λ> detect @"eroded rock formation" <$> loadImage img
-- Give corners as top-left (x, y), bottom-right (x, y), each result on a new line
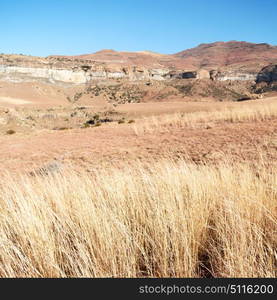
top-left (256, 65), bottom-right (277, 83)
top-left (209, 70), bottom-right (257, 81)
top-left (1, 41), bottom-right (277, 85)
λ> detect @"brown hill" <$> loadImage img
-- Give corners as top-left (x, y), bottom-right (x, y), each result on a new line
top-left (52, 41), bottom-right (277, 72)
top-left (173, 41), bottom-right (277, 71)
top-left (62, 49), bottom-right (172, 68)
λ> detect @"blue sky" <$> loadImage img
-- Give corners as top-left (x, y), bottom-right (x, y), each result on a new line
top-left (0, 0), bottom-right (276, 56)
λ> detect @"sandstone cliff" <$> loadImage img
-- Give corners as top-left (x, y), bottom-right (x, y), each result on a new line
top-left (0, 54), bottom-right (170, 84)
top-left (256, 64), bottom-right (277, 83)
top-left (254, 64), bottom-right (277, 94)
top-left (1, 41), bottom-right (277, 85)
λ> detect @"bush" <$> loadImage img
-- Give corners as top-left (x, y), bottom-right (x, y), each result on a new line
top-left (93, 114), bottom-right (100, 121)
top-left (85, 119), bottom-right (95, 125)
top-left (6, 129), bottom-right (16, 135)
top-left (82, 123), bottom-right (90, 128)
top-left (53, 127), bottom-right (69, 131)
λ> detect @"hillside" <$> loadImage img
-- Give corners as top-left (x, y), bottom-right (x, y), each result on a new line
top-left (58, 41), bottom-right (277, 72)
top-left (173, 41), bottom-right (277, 71)
top-left (1, 41), bottom-right (277, 104)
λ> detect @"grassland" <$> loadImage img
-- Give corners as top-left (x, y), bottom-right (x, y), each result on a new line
top-left (0, 96), bottom-right (276, 278)
top-left (0, 156), bottom-right (276, 277)
top-left (132, 99), bottom-right (277, 134)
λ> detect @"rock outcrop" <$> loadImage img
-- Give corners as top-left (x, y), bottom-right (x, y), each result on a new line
top-left (0, 60), bottom-right (266, 84)
top-left (209, 70), bottom-right (257, 81)
top-left (1, 41), bottom-right (277, 85)
top-left (256, 64), bottom-right (277, 83)
top-left (0, 55), bottom-right (170, 84)
top-left (254, 64), bottom-right (277, 94)
top-left (164, 69), bottom-right (210, 80)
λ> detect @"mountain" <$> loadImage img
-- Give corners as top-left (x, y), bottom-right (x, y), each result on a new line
top-left (53, 41), bottom-right (277, 72)
top-left (1, 41), bottom-right (277, 85)
top-left (173, 41), bottom-right (277, 72)
top-left (1, 41), bottom-right (277, 103)
top-left (53, 49), bottom-right (172, 68)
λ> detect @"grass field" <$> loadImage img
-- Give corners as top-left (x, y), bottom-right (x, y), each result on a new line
top-left (0, 157), bottom-right (276, 277)
top-left (0, 95), bottom-right (276, 278)
top-left (132, 100), bottom-right (277, 134)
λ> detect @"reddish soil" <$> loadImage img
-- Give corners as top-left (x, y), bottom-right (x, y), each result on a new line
top-left (0, 116), bottom-right (276, 173)
top-left (173, 41), bottom-right (277, 71)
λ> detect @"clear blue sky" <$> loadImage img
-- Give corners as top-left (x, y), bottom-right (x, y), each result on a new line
top-left (1, 0), bottom-right (276, 56)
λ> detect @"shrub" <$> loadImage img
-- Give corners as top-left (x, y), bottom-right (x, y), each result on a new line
top-left (93, 114), bottom-right (100, 121)
top-left (82, 123), bottom-right (90, 128)
top-left (53, 127), bottom-right (69, 131)
top-left (6, 129), bottom-right (16, 135)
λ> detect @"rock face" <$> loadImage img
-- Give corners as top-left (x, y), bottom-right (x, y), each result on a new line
top-left (0, 54), bottom-right (173, 84)
top-left (1, 41), bottom-right (277, 85)
top-left (254, 64), bottom-right (277, 94)
top-left (0, 61), bottom-right (265, 84)
top-left (0, 65), bottom-right (90, 84)
top-left (0, 59), bottom-right (170, 84)
top-left (256, 65), bottom-right (277, 83)
top-left (197, 69), bottom-right (210, 79)
top-left (166, 69), bottom-right (210, 80)
top-left (209, 70), bottom-right (257, 81)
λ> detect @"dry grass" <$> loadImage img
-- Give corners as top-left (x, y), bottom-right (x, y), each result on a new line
top-left (133, 101), bottom-right (277, 134)
top-left (0, 157), bottom-right (276, 278)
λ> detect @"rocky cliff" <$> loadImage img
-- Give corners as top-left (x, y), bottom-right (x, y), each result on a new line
top-left (1, 41), bottom-right (277, 85)
top-left (254, 64), bottom-right (277, 93)
top-left (0, 58), bottom-right (261, 85)
top-left (0, 62), bottom-right (263, 84)
top-left (256, 64), bottom-right (277, 83)
top-left (0, 54), bottom-right (170, 84)
top-left (209, 70), bottom-right (257, 81)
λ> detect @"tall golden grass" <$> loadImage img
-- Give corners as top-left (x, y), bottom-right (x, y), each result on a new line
top-left (133, 101), bottom-right (277, 134)
top-left (0, 157), bottom-right (276, 277)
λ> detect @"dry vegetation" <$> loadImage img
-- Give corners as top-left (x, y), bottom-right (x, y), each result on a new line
top-left (133, 101), bottom-right (277, 134)
top-left (1, 41), bottom-right (277, 279)
top-left (0, 96), bottom-right (276, 278)
top-left (0, 157), bottom-right (276, 278)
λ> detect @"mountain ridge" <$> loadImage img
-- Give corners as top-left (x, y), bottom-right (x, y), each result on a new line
top-left (1, 41), bottom-right (277, 85)
top-left (47, 40), bottom-right (277, 72)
